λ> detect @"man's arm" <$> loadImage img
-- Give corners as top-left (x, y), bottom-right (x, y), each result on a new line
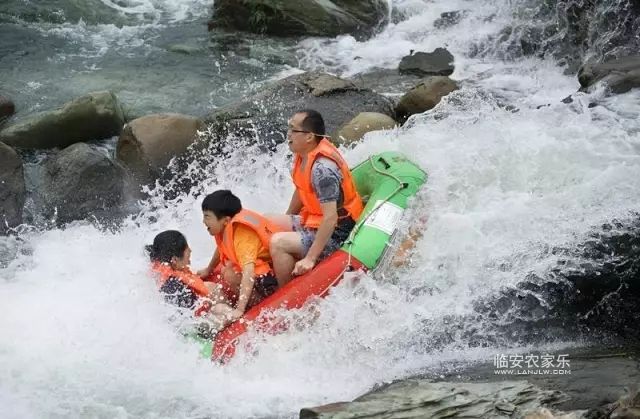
top-left (293, 201), bottom-right (337, 275)
top-left (286, 190), bottom-right (303, 215)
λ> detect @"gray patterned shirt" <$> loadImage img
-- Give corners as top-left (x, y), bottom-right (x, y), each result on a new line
top-left (311, 157), bottom-right (344, 207)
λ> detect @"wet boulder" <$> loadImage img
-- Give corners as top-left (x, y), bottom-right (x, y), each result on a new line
top-left (578, 56), bottom-right (640, 94)
top-left (0, 142), bottom-right (25, 234)
top-left (210, 0), bottom-right (389, 40)
top-left (348, 68), bottom-right (423, 98)
top-left (205, 71), bottom-right (395, 148)
top-left (399, 48), bottom-right (455, 77)
top-left (395, 76), bottom-right (459, 122)
top-left (0, 91), bottom-right (125, 150)
top-left (335, 112), bottom-right (396, 145)
top-left (434, 11), bottom-right (467, 29)
top-left (301, 380), bottom-right (564, 418)
top-left (42, 143), bottom-right (126, 225)
top-left (116, 113), bottom-right (204, 183)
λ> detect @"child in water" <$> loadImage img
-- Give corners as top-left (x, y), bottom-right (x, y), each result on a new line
top-left (146, 230), bottom-right (234, 332)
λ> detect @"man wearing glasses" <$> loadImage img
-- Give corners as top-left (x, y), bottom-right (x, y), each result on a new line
top-left (268, 109), bottom-right (364, 285)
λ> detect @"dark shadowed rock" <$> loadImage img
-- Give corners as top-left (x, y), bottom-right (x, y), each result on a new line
top-left (0, 95), bottom-right (15, 125)
top-left (0, 91), bottom-right (125, 150)
top-left (578, 56), bottom-right (640, 94)
top-left (210, 0), bottom-right (389, 40)
top-left (395, 76), bottom-right (459, 121)
top-left (434, 10), bottom-right (467, 29)
top-left (116, 113), bottom-right (203, 184)
top-left (399, 48), bottom-right (455, 77)
top-left (0, 142), bottom-right (25, 233)
top-left (205, 71), bottom-right (395, 147)
top-left (42, 143), bottom-right (127, 225)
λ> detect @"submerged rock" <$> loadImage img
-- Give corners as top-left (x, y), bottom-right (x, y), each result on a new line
top-left (399, 48), bottom-right (455, 77)
top-left (578, 56), bottom-right (640, 94)
top-left (0, 91), bottom-right (125, 150)
top-left (210, 0), bottom-right (389, 40)
top-left (434, 10), bottom-right (467, 29)
top-left (395, 76), bottom-right (459, 122)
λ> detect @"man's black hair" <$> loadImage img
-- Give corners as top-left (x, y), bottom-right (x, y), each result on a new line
top-left (297, 109), bottom-right (325, 142)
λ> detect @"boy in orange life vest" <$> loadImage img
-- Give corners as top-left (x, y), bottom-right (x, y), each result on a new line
top-left (197, 190), bottom-right (281, 322)
top-left (268, 109), bottom-right (364, 285)
top-left (146, 230), bottom-right (232, 319)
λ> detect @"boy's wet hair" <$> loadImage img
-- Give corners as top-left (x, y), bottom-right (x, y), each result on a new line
top-left (145, 230), bottom-right (188, 263)
top-left (201, 189), bottom-right (242, 219)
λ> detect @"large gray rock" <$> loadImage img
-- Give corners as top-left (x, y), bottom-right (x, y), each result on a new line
top-left (42, 143), bottom-right (126, 225)
top-left (301, 380), bottom-right (565, 418)
top-left (578, 56), bottom-right (640, 94)
top-left (0, 142), bottom-right (25, 233)
top-left (348, 69), bottom-right (422, 97)
top-left (210, 0), bottom-right (389, 40)
top-left (335, 112), bottom-right (396, 145)
top-left (116, 113), bottom-right (204, 183)
top-left (0, 91), bottom-right (125, 150)
top-left (205, 71), bottom-right (395, 147)
top-left (395, 76), bottom-right (459, 122)
top-left (302, 351), bottom-right (640, 418)
top-left (399, 48), bottom-right (455, 77)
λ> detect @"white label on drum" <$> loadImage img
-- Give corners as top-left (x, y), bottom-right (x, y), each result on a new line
top-left (363, 200), bottom-right (404, 235)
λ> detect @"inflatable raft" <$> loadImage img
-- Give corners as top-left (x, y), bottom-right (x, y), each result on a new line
top-left (207, 151), bottom-right (427, 362)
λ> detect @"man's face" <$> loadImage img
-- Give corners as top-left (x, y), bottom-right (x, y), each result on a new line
top-left (287, 113), bottom-right (312, 153)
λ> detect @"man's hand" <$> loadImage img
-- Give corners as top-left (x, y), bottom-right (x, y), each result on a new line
top-left (197, 267), bottom-right (211, 278)
top-left (292, 257), bottom-right (316, 276)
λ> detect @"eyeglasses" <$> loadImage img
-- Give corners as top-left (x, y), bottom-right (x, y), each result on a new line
top-left (287, 127), bottom-right (310, 134)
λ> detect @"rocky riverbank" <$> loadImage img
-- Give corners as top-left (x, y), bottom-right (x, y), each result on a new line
top-left (301, 349), bottom-right (640, 418)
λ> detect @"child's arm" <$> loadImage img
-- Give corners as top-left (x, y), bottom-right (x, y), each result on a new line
top-left (204, 282), bottom-right (229, 305)
top-left (198, 249), bottom-right (220, 277)
top-left (231, 262), bottom-right (256, 319)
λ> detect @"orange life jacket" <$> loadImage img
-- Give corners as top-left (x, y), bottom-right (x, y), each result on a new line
top-left (214, 209), bottom-right (280, 276)
top-left (151, 262), bottom-right (212, 316)
top-left (292, 138), bottom-right (364, 228)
